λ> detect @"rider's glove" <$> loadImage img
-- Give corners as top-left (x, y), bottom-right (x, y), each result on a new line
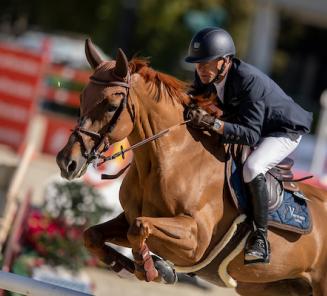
top-left (185, 107), bottom-right (216, 129)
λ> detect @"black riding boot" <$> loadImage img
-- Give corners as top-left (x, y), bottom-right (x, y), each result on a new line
top-left (244, 173), bottom-right (270, 265)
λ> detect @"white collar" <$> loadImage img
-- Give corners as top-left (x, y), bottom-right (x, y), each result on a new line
top-left (213, 75), bottom-right (227, 103)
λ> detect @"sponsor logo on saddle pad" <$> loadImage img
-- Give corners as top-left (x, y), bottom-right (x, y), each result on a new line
top-left (288, 206), bottom-right (306, 224)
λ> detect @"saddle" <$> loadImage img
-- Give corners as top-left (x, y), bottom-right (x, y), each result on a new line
top-left (227, 144), bottom-right (312, 234)
top-left (240, 146), bottom-right (301, 211)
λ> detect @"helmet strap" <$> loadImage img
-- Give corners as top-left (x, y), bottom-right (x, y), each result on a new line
top-left (218, 57), bottom-right (227, 75)
top-left (212, 57), bottom-right (227, 83)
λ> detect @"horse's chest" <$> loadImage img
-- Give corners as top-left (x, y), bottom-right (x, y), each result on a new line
top-left (121, 165), bottom-right (198, 220)
top-left (142, 190), bottom-right (179, 216)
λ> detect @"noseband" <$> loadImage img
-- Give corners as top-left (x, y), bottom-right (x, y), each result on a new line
top-left (72, 75), bottom-right (132, 165)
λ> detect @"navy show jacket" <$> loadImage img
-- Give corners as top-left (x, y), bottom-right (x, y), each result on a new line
top-left (199, 58), bottom-right (313, 146)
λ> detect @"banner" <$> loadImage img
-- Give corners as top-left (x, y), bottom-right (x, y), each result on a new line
top-left (42, 115), bottom-right (75, 155)
top-left (43, 64), bottom-right (90, 107)
top-left (0, 41), bottom-right (49, 150)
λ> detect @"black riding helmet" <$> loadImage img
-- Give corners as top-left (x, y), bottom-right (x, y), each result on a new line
top-left (185, 27), bottom-right (236, 63)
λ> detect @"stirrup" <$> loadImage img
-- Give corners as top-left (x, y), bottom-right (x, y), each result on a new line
top-left (244, 251), bottom-right (270, 265)
top-left (244, 229), bottom-right (270, 265)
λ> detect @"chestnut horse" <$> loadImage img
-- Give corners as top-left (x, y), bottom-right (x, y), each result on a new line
top-left (56, 39), bottom-right (327, 296)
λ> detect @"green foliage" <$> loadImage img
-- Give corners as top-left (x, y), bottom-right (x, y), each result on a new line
top-left (223, 0), bottom-right (256, 58)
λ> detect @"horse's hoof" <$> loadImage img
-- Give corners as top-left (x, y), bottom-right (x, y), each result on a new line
top-left (134, 269), bottom-right (147, 281)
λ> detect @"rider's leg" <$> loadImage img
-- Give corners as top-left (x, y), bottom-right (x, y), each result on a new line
top-left (242, 135), bottom-right (301, 264)
top-left (244, 173), bottom-right (270, 263)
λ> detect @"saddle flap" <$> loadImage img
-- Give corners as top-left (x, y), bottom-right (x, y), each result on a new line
top-left (265, 173), bottom-right (283, 212)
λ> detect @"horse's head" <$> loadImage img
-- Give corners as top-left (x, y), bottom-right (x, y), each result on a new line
top-left (56, 39), bottom-right (134, 180)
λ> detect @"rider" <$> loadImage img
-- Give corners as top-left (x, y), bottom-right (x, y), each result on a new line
top-left (184, 27), bottom-right (312, 264)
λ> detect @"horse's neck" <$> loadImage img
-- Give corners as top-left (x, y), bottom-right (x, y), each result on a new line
top-left (128, 79), bottom-right (191, 175)
top-left (126, 76), bottom-right (238, 238)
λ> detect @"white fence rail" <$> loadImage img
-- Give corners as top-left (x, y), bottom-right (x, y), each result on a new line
top-left (0, 271), bottom-right (93, 296)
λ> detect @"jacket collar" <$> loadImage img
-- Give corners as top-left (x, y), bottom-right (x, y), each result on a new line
top-left (223, 58), bottom-right (242, 107)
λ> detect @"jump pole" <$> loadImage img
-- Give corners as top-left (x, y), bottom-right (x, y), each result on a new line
top-left (0, 115), bottom-right (46, 251)
top-left (0, 271), bottom-right (93, 296)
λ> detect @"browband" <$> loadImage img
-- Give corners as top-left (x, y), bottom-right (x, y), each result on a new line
top-left (89, 75), bottom-right (130, 88)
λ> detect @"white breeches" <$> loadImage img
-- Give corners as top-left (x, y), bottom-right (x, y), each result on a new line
top-left (243, 135), bottom-right (302, 183)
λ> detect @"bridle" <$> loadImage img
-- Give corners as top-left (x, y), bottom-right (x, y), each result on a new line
top-left (71, 71), bottom-right (190, 179)
top-left (71, 73), bottom-right (132, 166)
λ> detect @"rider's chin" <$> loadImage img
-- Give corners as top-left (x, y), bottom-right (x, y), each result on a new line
top-left (199, 75), bottom-right (212, 84)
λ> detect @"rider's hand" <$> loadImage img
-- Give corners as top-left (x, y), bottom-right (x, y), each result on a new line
top-left (186, 108), bottom-right (215, 129)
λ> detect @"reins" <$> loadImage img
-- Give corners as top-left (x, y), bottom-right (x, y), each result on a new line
top-left (100, 120), bottom-right (190, 179)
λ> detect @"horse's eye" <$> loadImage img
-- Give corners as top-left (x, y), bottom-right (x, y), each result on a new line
top-left (114, 92), bottom-right (125, 98)
top-left (107, 104), bottom-right (118, 112)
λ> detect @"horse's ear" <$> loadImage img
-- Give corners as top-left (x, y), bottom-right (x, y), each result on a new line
top-left (85, 38), bottom-right (103, 69)
top-left (114, 48), bottom-right (129, 78)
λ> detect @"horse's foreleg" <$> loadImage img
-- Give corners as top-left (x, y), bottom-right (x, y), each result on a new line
top-left (127, 215), bottom-right (198, 282)
top-left (83, 212), bottom-right (131, 271)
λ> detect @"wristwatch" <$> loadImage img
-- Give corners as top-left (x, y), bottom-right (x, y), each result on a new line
top-left (212, 118), bottom-right (222, 132)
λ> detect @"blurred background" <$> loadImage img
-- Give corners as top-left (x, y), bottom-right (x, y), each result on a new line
top-left (0, 0), bottom-right (326, 295)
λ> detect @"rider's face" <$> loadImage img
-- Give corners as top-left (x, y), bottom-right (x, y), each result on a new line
top-left (195, 58), bottom-right (226, 84)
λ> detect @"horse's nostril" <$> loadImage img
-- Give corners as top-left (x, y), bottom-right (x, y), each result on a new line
top-left (67, 160), bottom-right (77, 173)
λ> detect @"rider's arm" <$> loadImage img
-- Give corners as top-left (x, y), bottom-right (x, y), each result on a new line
top-left (220, 97), bottom-right (265, 146)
